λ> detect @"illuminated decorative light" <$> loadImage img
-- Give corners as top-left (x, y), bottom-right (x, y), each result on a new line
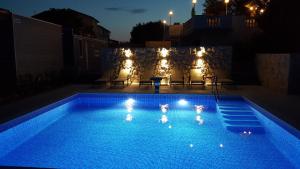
top-left (125, 59), bottom-right (133, 68)
top-left (196, 47), bottom-right (206, 57)
top-left (162, 20), bottom-right (167, 24)
top-left (160, 104), bottom-right (169, 113)
top-left (124, 49), bottom-right (132, 58)
top-left (160, 48), bottom-right (169, 58)
top-left (196, 51), bottom-right (203, 57)
top-left (169, 10), bottom-right (173, 16)
top-left (189, 144), bottom-right (194, 148)
top-left (250, 6), bottom-right (254, 11)
top-left (219, 144), bottom-right (224, 148)
top-left (196, 59), bottom-right (205, 68)
top-left (161, 59), bottom-right (169, 69)
top-left (126, 114), bottom-right (133, 122)
top-left (195, 105), bottom-right (204, 114)
top-left (260, 9), bottom-right (264, 14)
top-left (161, 115), bottom-right (168, 124)
top-left (224, 0), bottom-right (229, 4)
top-left (192, 0), bottom-right (197, 4)
top-left (178, 99), bottom-right (188, 106)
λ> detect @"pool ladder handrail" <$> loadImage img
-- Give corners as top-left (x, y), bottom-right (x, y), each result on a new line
top-left (211, 75), bottom-right (220, 102)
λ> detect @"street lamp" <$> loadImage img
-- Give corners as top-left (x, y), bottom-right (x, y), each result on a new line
top-left (162, 20), bottom-right (167, 41)
top-left (192, 0), bottom-right (197, 17)
top-left (224, 0), bottom-right (229, 16)
top-left (169, 10), bottom-right (173, 25)
top-left (259, 9), bottom-right (264, 14)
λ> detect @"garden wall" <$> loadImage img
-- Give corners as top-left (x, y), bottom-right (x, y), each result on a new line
top-left (100, 47), bottom-right (232, 84)
top-left (256, 53), bottom-right (300, 94)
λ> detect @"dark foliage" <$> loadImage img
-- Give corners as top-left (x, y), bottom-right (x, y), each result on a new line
top-left (203, 0), bottom-right (268, 16)
top-left (203, 0), bottom-right (226, 15)
top-left (257, 0), bottom-right (300, 52)
top-left (130, 21), bottom-right (165, 44)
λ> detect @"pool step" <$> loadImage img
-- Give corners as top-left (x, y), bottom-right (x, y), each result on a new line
top-left (217, 102), bottom-right (264, 134)
top-left (223, 115), bottom-right (258, 121)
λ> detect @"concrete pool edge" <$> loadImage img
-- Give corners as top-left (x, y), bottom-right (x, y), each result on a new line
top-left (242, 96), bottom-right (300, 139)
top-left (0, 94), bottom-right (78, 132)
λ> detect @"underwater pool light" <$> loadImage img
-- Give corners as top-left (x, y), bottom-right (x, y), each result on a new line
top-left (178, 99), bottom-right (188, 106)
top-left (240, 131), bottom-right (252, 137)
top-left (125, 98), bottom-right (135, 107)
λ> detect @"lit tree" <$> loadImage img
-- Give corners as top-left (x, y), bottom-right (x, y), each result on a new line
top-left (203, 0), bottom-right (270, 16)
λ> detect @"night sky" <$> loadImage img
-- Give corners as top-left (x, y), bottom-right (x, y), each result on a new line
top-left (1, 0), bottom-right (204, 41)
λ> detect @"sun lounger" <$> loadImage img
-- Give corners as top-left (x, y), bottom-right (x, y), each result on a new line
top-left (111, 69), bottom-right (132, 87)
top-left (170, 69), bottom-right (184, 86)
top-left (189, 68), bottom-right (205, 86)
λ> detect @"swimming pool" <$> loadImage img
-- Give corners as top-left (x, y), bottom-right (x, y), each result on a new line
top-left (0, 93), bottom-right (299, 169)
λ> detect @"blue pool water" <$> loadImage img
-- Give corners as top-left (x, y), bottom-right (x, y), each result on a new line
top-left (0, 93), bottom-right (299, 169)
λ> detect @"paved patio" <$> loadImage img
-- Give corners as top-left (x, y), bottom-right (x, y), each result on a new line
top-left (0, 84), bottom-right (299, 131)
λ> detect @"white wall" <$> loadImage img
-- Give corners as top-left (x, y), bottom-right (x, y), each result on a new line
top-left (13, 14), bottom-right (63, 78)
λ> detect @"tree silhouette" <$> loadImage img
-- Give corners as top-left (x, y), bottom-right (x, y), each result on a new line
top-left (203, 0), bottom-right (225, 15)
top-left (203, 0), bottom-right (269, 16)
top-left (257, 0), bottom-right (299, 52)
top-left (130, 21), bottom-right (165, 44)
top-left (32, 8), bottom-right (97, 37)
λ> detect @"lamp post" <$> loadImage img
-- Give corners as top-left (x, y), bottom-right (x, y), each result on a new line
top-left (224, 0), bottom-right (229, 15)
top-left (192, 0), bottom-right (197, 17)
top-left (162, 20), bottom-right (167, 41)
top-left (169, 10), bottom-right (173, 25)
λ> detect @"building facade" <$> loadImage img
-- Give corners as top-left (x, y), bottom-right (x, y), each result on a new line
top-left (182, 15), bottom-right (261, 46)
top-left (0, 8), bottom-right (111, 94)
top-left (0, 9), bottom-right (64, 94)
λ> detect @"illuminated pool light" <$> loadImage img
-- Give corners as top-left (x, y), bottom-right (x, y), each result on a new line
top-left (240, 131), bottom-right (252, 137)
top-left (178, 99), bottom-right (188, 106)
top-left (125, 98), bottom-right (135, 107)
top-left (189, 144), bottom-right (194, 148)
top-left (125, 98), bottom-right (135, 112)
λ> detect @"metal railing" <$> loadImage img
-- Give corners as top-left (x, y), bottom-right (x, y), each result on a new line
top-left (211, 75), bottom-right (220, 102)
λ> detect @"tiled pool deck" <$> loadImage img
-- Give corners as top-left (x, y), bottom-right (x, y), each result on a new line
top-left (0, 84), bottom-right (299, 130)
